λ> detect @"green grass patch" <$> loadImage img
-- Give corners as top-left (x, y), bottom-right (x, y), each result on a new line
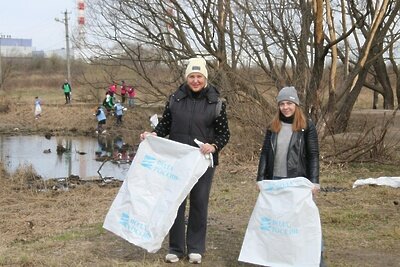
top-left (323, 209), bottom-right (380, 229)
top-left (52, 223), bottom-right (105, 242)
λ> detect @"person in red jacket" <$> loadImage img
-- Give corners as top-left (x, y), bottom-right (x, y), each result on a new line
top-left (108, 81), bottom-right (117, 97)
top-left (127, 85), bottom-right (136, 107)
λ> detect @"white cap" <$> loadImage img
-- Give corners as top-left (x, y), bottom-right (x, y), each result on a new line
top-left (185, 57), bottom-right (208, 79)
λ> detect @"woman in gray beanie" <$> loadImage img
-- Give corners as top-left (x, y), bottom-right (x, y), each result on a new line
top-left (140, 57), bottom-right (230, 264)
top-left (257, 86), bottom-right (319, 187)
top-left (256, 86), bottom-right (325, 266)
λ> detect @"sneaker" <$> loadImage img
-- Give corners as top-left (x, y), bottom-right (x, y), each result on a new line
top-left (165, 254), bottom-right (179, 263)
top-left (188, 253), bottom-right (202, 264)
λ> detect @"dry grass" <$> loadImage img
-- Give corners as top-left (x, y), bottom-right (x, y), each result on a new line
top-left (0, 78), bottom-right (399, 266)
top-left (0, 161), bottom-right (399, 266)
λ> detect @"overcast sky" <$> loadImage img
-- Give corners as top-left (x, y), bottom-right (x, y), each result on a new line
top-left (0, 0), bottom-right (77, 51)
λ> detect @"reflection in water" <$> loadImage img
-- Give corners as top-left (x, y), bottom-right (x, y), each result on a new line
top-left (0, 135), bottom-right (137, 180)
top-left (56, 139), bottom-right (73, 178)
top-left (95, 135), bottom-right (137, 163)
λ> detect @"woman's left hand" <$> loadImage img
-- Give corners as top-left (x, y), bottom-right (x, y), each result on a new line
top-left (312, 184), bottom-right (320, 195)
top-left (200, 143), bottom-right (216, 154)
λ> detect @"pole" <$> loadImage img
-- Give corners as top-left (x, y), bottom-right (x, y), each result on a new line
top-left (64, 10), bottom-right (71, 83)
top-left (0, 35), bottom-right (2, 88)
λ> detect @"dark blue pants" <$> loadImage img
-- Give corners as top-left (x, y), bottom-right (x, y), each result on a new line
top-left (168, 167), bottom-right (215, 257)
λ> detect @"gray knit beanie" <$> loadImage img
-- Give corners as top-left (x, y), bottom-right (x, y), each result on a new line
top-left (276, 86), bottom-right (300, 105)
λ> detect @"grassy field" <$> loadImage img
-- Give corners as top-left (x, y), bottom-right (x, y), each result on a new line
top-left (0, 85), bottom-right (399, 266)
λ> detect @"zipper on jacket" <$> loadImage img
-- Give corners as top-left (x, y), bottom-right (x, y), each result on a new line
top-left (188, 99), bottom-right (196, 144)
top-left (270, 134), bottom-right (276, 154)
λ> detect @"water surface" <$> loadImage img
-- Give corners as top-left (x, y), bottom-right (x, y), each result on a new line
top-left (0, 135), bottom-right (135, 180)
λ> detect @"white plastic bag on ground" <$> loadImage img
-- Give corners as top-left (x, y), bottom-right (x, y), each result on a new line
top-left (103, 135), bottom-right (211, 253)
top-left (239, 177), bottom-right (322, 267)
top-left (352, 177), bottom-right (400, 188)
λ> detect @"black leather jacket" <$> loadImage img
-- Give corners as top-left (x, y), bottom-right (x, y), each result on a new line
top-left (256, 119), bottom-right (319, 184)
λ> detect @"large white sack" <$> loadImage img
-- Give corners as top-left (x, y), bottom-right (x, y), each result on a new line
top-left (103, 135), bottom-right (211, 253)
top-left (239, 177), bottom-right (322, 267)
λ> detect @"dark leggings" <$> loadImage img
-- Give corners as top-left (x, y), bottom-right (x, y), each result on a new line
top-left (168, 167), bottom-right (215, 256)
top-left (64, 92), bottom-right (71, 103)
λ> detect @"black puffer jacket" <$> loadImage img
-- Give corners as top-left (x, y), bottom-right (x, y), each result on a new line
top-left (256, 119), bottom-right (319, 184)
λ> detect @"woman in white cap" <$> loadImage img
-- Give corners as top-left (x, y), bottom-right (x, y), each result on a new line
top-left (256, 86), bottom-right (325, 266)
top-left (140, 57), bottom-right (230, 264)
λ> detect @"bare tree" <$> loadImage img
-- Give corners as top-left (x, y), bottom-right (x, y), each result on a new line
top-left (0, 57), bottom-right (15, 91)
top-left (319, 0), bottom-right (338, 138)
top-left (334, 0), bottom-right (400, 132)
top-left (387, 17), bottom-right (400, 109)
top-left (79, 0), bottom-right (400, 135)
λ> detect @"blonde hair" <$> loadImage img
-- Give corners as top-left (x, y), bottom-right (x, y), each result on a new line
top-left (270, 106), bottom-right (307, 132)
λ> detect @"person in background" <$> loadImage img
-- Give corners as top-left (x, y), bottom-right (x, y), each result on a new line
top-left (256, 86), bottom-right (325, 266)
top-left (61, 79), bottom-right (72, 104)
top-left (140, 57), bottom-right (230, 264)
top-left (108, 81), bottom-right (117, 97)
top-left (120, 80), bottom-right (127, 104)
top-left (103, 92), bottom-right (114, 114)
top-left (127, 85), bottom-right (136, 107)
top-left (94, 105), bottom-right (107, 134)
top-left (34, 96), bottom-right (42, 119)
top-left (114, 99), bottom-right (125, 126)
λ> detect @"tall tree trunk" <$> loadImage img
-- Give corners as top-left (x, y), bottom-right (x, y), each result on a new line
top-left (319, 0), bottom-right (338, 138)
top-left (335, 69), bottom-right (369, 132)
top-left (388, 33), bottom-right (400, 109)
top-left (307, 0), bottom-right (324, 122)
top-left (373, 91), bottom-right (379, 109)
top-left (294, 0), bottom-right (313, 101)
top-left (372, 42), bottom-right (394, 109)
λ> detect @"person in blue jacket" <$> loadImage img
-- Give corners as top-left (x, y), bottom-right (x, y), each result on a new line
top-left (95, 105), bottom-right (107, 134)
top-left (114, 100), bottom-right (125, 125)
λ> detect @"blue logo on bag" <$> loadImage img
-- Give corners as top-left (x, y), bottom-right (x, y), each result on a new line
top-left (141, 155), bottom-right (157, 169)
top-left (119, 212), bottom-right (151, 240)
top-left (140, 154), bottom-right (179, 180)
top-left (260, 216), bottom-right (299, 236)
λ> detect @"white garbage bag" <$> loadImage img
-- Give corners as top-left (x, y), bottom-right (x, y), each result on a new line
top-left (239, 177), bottom-right (322, 267)
top-left (103, 135), bottom-right (211, 253)
top-left (353, 177), bottom-right (400, 188)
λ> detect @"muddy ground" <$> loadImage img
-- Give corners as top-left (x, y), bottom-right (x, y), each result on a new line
top-left (0, 103), bottom-right (399, 267)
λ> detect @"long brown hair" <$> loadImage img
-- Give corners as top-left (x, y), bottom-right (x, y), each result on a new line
top-left (270, 105), bottom-right (307, 132)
